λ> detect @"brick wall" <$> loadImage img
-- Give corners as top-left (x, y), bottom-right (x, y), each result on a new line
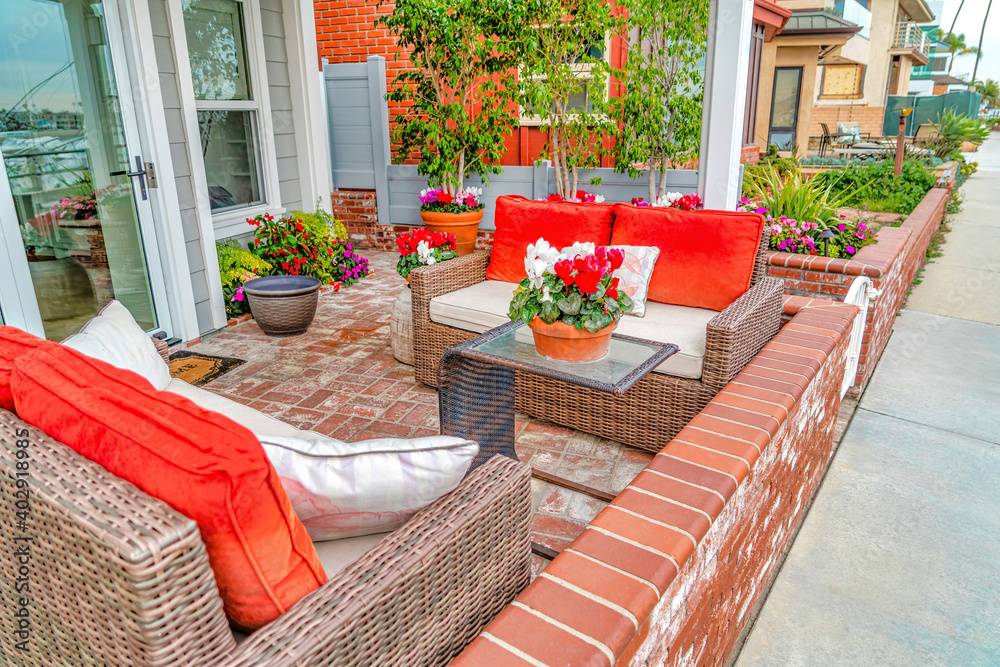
top-left (741, 144), bottom-right (761, 165)
top-left (811, 105), bottom-right (886, 138)
top-left (453, 303), bottom-right (858, 666)
top-left (766, 186), bottom-right (949, 392)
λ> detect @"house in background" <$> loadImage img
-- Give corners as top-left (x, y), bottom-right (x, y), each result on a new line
top-left (749, 0), bottom-right (936, 155)
top-left (908, 0), bottom-right (946, 95)
top-left (0, 0), bottom-right (331, 344)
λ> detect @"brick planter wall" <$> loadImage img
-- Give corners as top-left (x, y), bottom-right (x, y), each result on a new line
top-left (453, 303), bottom-right (858, 667)
top-left (766, 186), bottom-right (949, 392)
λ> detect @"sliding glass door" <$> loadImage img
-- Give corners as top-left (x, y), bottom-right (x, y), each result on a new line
top-left (0, 0), bottom-right (160, 340)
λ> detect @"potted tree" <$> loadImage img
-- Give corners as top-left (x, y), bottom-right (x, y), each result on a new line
top-left (508, 240), bottom-right (633, 362)
top-left (377, 0), bottom-right (530, 254)
top-left (519, 0), bottom-right (622, 199)
top-left (611, 0), bottom-right (707, 204)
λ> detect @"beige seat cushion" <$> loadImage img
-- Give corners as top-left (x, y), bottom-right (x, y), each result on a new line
top-left (429, 280), bottom-right (717, 379)
top-left (164, 379), bottom-right (303, 437)
top-left (430, 280), bottom-right (517, 333)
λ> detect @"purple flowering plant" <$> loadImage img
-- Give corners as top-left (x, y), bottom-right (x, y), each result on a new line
top-left (738, 198), bottom-right (877, 259)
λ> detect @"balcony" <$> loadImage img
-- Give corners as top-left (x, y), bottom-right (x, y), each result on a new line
top-left (891, 21), bottom-right (931, 65)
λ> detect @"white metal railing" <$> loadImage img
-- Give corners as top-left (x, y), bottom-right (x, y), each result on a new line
top-left (893, 22), bottom-right (930, 56)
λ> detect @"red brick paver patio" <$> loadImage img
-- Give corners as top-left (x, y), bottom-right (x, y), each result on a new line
top-left (186, 251), bottom-right (653, 575)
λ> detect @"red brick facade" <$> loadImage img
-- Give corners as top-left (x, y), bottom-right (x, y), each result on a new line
top-left (453, 303), bottom-right (858, 666)
top-left (766, 186), bottom-right (950, 392)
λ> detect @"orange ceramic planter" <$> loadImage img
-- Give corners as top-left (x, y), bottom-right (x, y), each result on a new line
top-left (420, 209), bottom-right (484, 256)
top-left (528, 318), bottom-right (618, 363)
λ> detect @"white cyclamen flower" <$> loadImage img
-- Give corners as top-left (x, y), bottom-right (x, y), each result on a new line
top-left (416, 240), bottom-right (436, 265)
top-left (524, 257), bottom-right (548, 289)
top-left (561, 241), bottom-right (596, 259)
top-left (540, 285), bottom-right (553, 303)
top-left (593, 195), bottom-right (606, 203)
top-left (654, 192), bottom-right (683, 207)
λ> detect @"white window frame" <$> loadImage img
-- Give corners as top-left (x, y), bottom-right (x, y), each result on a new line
top-left (168, 0), bottom-right (283, 231)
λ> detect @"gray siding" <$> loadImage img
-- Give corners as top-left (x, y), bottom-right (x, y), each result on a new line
top-left (260, 0), bottom-right (302, 212)
top-left (148, 0), bottom-right (215, 334)
top-left (324, 63), bottom-right (378, 189)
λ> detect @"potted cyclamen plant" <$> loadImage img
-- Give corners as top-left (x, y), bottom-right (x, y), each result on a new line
top-left (395, 228), bottom-right (459, 281)
top-left (508, 239), bottom-right (633, 362)
top-left (418, 187), bottom-right (483, 256)
top-left (376, 0), bottom-right (530, 255)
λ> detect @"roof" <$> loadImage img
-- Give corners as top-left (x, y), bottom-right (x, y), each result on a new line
top-left (754, 0), bottom-right (792, 40)
top-left (932, 74), bottom-right (967, 85)
top-left (900, 0), bottom-right (935, 23)
top-left (781, 11), bottom-right (863, 36)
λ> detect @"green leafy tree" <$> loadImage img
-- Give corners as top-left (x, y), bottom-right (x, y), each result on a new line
top-left (935, 30), bottom-right (980, 73)
top-left (973, 78), bottom-right (1000, 109)
top-left (519, 0), bottom-right (623, 197)
top-left (611, 0), bottom-right (708, 202)
top-left (376, 0), bottom-right (533, 194)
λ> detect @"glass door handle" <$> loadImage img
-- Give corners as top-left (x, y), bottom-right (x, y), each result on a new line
top-left (110, 157), bottom-right (149, 200)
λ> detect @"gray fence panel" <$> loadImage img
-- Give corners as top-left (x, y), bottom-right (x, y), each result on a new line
top-left (547, 168), bottom-right (699, 203)
top-left (324, 60), bottom-right (382, 189)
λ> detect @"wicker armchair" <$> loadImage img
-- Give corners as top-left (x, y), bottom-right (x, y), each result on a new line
top-left (410, 232), bottom-right (783, 452)
top-left (0, 410), bottom-right (531, 666)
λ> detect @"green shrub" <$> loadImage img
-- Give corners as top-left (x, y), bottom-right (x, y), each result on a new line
top-left (812, 160), bottom-right (935, 215)
top-left (744, 166), bottom-right (867, 226)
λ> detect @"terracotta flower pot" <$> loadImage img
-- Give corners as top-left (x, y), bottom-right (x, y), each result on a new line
top-left (528, 318), bottom-right (618, 363)
top-left (420, 209), bottom-right (483, 256)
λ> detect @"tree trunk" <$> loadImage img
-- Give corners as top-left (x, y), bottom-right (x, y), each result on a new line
top-left (571, 166), bottom-right (579, 197)
top-left (648, 168), bottom-right (656, 204)
top-left (972, 0), bottom-right (993, 83)
top-left (551, 122), bottom-right (563, 197)
top-left (457, 150), bottom-right (465, 195)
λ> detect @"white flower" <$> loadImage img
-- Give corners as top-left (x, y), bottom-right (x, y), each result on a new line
top-left (653, 192), bottom-right (683, 207)
top-left (416, 240), bottom-right (437, 265)
top-left (594, 195), bottom-right (605, 203)
top-left (524, 257), bottom-right (547, 289)
top-left (540, 285), bottom-right (553, 303)
top-left (561, 241), bottom-right (595, 259)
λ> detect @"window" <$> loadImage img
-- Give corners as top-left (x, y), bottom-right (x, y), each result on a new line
top-left (820, 65), bottom-right (864, 99)
top-left (744, 23), bottom-right (765, 146)
top-left (519, 31), bottom-right (610, 122)
top-left (767, 67), bottom-right (802, 150)
top-left (183, 0), bottom-right (266, 213)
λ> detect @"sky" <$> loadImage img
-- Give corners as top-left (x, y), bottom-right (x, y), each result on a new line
top-left (937, 0), bottom-right (1000, 83)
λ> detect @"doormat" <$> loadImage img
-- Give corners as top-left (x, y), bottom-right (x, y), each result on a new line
top-left (169, 351), bottom-right (246, 387)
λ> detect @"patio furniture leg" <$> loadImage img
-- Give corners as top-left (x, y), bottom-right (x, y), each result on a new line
top-left (438, 348), bottom-right (518, 470)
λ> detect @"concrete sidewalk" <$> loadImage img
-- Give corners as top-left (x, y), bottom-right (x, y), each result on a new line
top-left (736, 136), bottom-right (1000, 666)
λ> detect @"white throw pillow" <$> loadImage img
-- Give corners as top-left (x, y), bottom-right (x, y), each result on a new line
top-left (258, 433), bottom-right (479, 542)
top-left (837, 122), bottom-right (861, 145)
top-left (61, 301), bottom-right (172, 390)
top-left (609, 245), bottom-right (661, 318)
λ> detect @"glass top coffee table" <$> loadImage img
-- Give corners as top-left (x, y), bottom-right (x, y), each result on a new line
top-left (438, 320), bottom-right (678, 479)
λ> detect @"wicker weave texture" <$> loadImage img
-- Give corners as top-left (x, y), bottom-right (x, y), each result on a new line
top-left (0, 410), bottom-right (235, 666)
top-left (411, 232), bottom-right (783, 451)
top-left (247, 291), bottom-right (320, 335)
top-left (227, 455), bottom-right (532, 666)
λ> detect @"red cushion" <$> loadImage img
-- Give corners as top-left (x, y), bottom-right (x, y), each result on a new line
top-left (486, 195), bottom-right (615, 282)
top-left (610, 204), bottom-right (765, 311)
top-left (11, 345), bottom-right (326, 631)
top-left (0, 326), bottom-right (59, 413)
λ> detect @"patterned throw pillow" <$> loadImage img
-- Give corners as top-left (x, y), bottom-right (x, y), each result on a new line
top-left (837, 122), bottom-right (861, 145)
top-left (609, 245), bottom-right (661, 317)
top-left (257, 434), bottom-right (479, 542)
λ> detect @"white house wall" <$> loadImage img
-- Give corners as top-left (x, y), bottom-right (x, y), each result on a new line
top-left (147, 0), bottom-right (216, 334)
top-left (260, 0), bottom-right (304, 215)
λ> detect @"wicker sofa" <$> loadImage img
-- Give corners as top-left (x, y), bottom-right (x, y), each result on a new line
top-left (411, 215), bottom-right (783, 453)
top-left (0, 339), bottom-right (531, 665)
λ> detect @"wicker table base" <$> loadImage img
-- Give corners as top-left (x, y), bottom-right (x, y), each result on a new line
top-left (439, 322), bottom-right (678, 559)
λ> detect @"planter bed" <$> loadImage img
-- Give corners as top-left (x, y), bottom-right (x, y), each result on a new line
top-left (766, 185), bottom-right (950, 393)
top-left (453, 302), bottom-right (859, 666)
